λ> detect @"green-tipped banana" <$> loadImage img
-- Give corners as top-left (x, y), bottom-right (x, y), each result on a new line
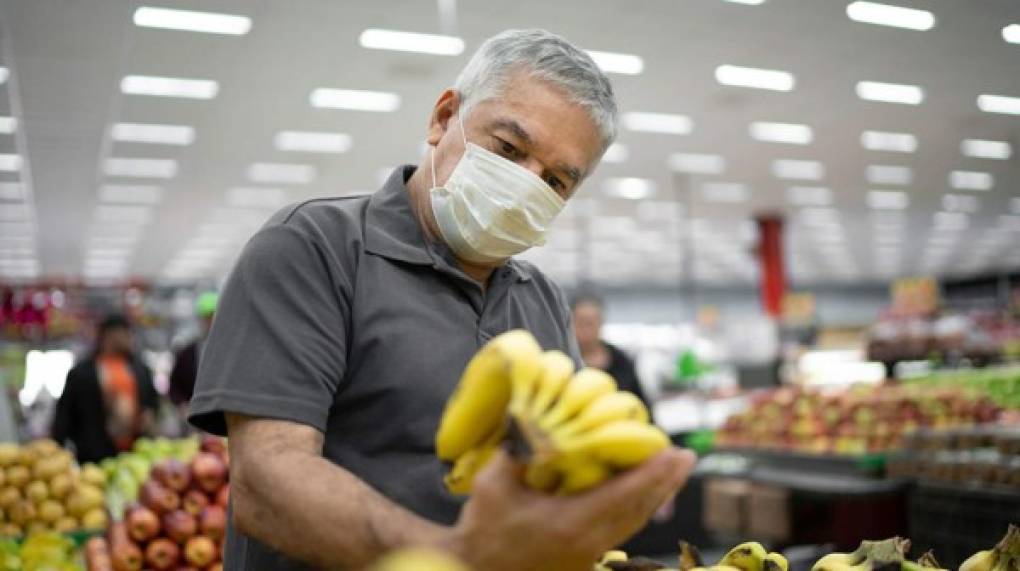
top-left (763, 553), bottom-right (789, 571)
top-left (436, 330), bottom-right (542, 460)
top-left (718, 542), bottom-right (767, 571)
top-left (538, 368), bottom-right (616, 430)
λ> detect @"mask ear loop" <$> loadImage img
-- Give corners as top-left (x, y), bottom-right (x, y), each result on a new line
top-left (430, 113), bottom-right (469, 188)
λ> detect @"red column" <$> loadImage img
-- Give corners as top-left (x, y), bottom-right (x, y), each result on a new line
top-left (756, 216), bottom-right (786, 318)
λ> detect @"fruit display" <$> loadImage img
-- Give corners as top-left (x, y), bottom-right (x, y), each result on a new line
top-left (0, 439), bottom-right (108, 537)
top-left (436, 330), bottom-right (668, 495)
top-left (84, 438), bottom-right (228, 571)
top-left (886, 427), bottom-right (1020, 488)
top-left (905, 367), bottom-right (1020, 410)
top-left (0, 531), bottom-right (83, 571)
top-left (100, 437), bottom-right (201, 521)
top-left (716, 384), bottom-right (1002, 455)
top-left (592, 540), bottom-right (788, 571)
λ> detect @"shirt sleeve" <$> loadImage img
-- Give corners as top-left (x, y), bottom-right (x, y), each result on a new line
top-left (188, 223), bottom-right (351, 436)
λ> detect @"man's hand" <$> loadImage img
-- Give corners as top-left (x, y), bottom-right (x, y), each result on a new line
top-left (445, 448), bottom-right (697, 571)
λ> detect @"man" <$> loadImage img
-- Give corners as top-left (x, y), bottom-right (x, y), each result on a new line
top-left (168, 291), bottom-right (218, 407)
top-left (572, 293), bottom-right (651, 410)
top-left (189, 29), bottom-right (695, 571)
top-left (53, 314), bottom-right (157, 463)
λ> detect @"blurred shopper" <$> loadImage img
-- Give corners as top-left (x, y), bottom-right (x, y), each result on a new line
top-left (189, 29), bottom-right (694, 571)
top-left (52, 314), bottom-right (157, 463)
top-left (571, 293), bottom-right (651, 410)
top-left (168, 291), bottom-right (218, 407)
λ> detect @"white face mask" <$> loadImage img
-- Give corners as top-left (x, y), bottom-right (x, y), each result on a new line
top-left (429, 117), bottom-right (566, 265)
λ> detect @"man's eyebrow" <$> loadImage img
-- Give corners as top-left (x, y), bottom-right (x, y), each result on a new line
top-left (490, 118), bottom-right (533, 146)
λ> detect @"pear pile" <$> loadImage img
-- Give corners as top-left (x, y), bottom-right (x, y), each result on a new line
top-left (436, 330), bottom-right (669, 495)
top-left (0, 439), bottom-right (107, 537)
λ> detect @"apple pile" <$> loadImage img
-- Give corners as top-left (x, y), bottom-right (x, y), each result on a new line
top-left (86, 438), bottom-right (229, 571)
top-left (0, 438), bottom-right (108, 537)
top-left (716, 384), bottom-right (1001, 455)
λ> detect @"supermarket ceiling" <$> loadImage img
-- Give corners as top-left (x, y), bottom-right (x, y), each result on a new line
top-left (0, 0), bottom-right (1019, 288)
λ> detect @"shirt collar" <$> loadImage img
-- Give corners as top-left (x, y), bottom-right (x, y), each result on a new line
top-left (364, 164), bottom-right (532, 283)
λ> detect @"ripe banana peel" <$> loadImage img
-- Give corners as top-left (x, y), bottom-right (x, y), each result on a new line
top-left (370, 548), bottom-right (470, 571)
top-left (437, 330), bottom-right (670, 495)
top-left (719, 542), bottom-right (768, 571)
top-left (960, 525), bottom-right (1020, 571)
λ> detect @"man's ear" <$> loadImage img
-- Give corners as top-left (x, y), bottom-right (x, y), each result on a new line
top-left (426, 89), bottom-right (460, 147)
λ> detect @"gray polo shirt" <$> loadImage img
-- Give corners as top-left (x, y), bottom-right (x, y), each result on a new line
top-left (189, 165), bottom-right (581, 570)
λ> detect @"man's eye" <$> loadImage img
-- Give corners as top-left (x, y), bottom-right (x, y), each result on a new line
top-left (499, 139), bottom-right (520, 158)
top-left (545, 175), bottom-right (564, 191)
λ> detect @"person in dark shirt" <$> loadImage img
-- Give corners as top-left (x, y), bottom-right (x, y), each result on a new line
top-left (52, 314), bottom-right (158, 463)
top-left (168, 292), bottom-right (217, 407)
top-left (571, 293), bottom-right (651, 410)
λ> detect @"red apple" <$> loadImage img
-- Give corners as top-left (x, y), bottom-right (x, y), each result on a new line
top-left (199, 505), bottom-right (226, 541)
top-left (153, 459), bottom-right (192, 492)
top-left (181, 489), bottom-right (209, 516)
top-left (163, 509), bottom-right (198, 544)
top-left (126, 505), bottom-right (160, 543)
top-left (190, 453), bottom-right (227, 493)
top-left (200, 435), bottom-right (226, 456)
top-left (140, 480), bottom-right (181, 515)
top-left (183, 535), bottom-right (217, 568)
top-left (215, 484), bottom-right (229, 508)
top-left (110, 540), bottom-right (143, 571)
top-left (207, 564), bottom-right (223, 571)
top-left (145, 538), bottom-right (180, 570)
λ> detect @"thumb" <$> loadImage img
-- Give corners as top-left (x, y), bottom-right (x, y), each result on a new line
top-left (473, 449), bottom-right (527, 491)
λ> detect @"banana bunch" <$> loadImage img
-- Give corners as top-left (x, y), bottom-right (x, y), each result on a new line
top-left (680, 541), bottom-right (786, 571)
top-left (594, 549), bottom-right (676, 570)
top-left (436, 330), bottom-right (669, 495)
top-left (811, 537), bottom-right (917, 571)
top-left (961, 525), bottom-right (1020, 571)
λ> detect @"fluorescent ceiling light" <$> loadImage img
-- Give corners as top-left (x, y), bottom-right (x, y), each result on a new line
top-left (866, 165), bottom-right (912, 185)
top-left (359, 29), bottom-right (464, 56)
top-left (601, 143), bottom-right (628, 163)
top-left (622, 112), bottom-right (692, 135)
top-left (0, 154), bottom-right (22, 172)
top-left (133, 7), bottom-right (251, 35)
top-left (800, 207), bottom-right (840, 227)
top-left (274, 131), bottom-right (352, 154)
top-left (247, 162), bottom-right (316, 185)
top-left (715, 64), bottom-right (795, 91)
top-left (960, 139), bottom-right (1011, 160)
top-left (701, 182), bottom-right (749, 203)
top-left (604, 177), bottom-right (656, 200)
top-left (942, 194), bottom-right (979, 213)
top-left (949, 170), bottom-right (993, 191)
top-left (104, 157), bottom-right (178, 179)
top-left (1003, 24), bottom-right (1020, 44)
top-left (99, 185), bottom-right (162, 204)
top-left (0, 116), bottom-right (16, 134)
top-left (786, 186), bottom-right (831, 206)
top-left (856, 81), bottom-right (924, 105)
top-left (0, 67), bottom-right (7, 85)
top-left (111, 122), bottom-right (195, 145)
top-left (227, 187), bottom-right (288, 208)
top-left (977, 94), bottom-right (1020, 115)
top-left (934, 211), bottom-right (968, 231)
top-left (668, 153), bottom-right (725, 174)
top-left (772, 159), bottom-right (824, 180)
top-left (0, 183), bottom-right (23, 201)
top-left (749, 121), bottom-right (813, 144)
top-left (861, 130), bottom-right (917, 153)
top-left (121, 75), bottom-right (219, 99)
top-left (867, 190), bottom-right (909, 210)
top-left (310, 88), bottom-right (400, 112)
top-left (846, 1), bottom-right (935, 30)
top-left (95, 205), bottom-right (152, 223)
top-left (586, 50), bottom-right (644, 75)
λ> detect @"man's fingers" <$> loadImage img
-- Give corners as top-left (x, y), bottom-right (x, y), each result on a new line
top-left (571, 448), bottom-right (697, 523)
top-left (471, 450), bottom-right (526, 494)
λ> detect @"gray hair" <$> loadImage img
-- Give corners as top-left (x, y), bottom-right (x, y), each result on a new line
top-left (454, 29), bottom-right (618, 149)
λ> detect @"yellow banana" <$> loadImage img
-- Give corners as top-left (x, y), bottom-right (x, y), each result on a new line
top-left (718, 542), bottom-right (767, 571)
top-left (538, 368), bottom-right (617, 430)
top-left (596, 550), bottom-right (629, 571)
top-left (811, 553), bottom-right (860, 571)
top-left (556, 391), bottom-right (649, 438)
top-left (556, 456), bottom-right (612, 494)
top-left (558, 419), bottom-right (670, 468)
top-left (527, 350), bottom-right (575, 418)
top-left (523, 460), bottom-right (558, 492)
top-left (959, 551), bottom-right (996, 571)
top-left (436, 330), bottom-right (542, 461)
top-left (763, 553), bottom-right (789, 571)
top-left (692, 567), bottom-right (742, 571)
top-left (371, 548), bottom-right (470, 571)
